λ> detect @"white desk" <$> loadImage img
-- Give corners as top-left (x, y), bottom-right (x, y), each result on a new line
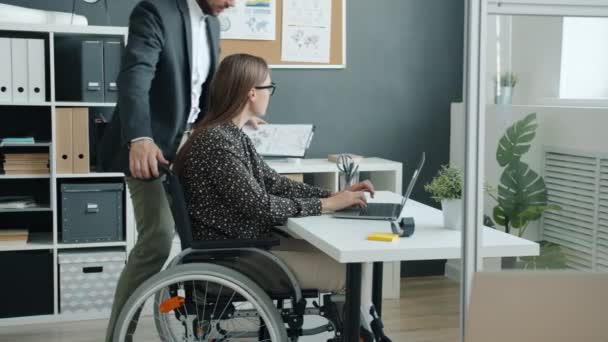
top-left (267, 157), bottom-right (404, 299)
top-left (285, 192), bottom-right (539, 263)
top-left (281, 191), bottom-right (539, 341)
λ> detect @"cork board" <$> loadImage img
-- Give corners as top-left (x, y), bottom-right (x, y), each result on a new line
top-left (219, 0), bottom-right (345, 68)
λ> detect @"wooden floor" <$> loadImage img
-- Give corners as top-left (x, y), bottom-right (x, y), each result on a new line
top-left (383, 276), bottom-right (460, 342)
top-left (0, 276), bottom-right (460, 342)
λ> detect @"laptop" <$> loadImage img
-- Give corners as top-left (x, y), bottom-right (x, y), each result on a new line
top-left (333, 152), bottom-right (425, 220)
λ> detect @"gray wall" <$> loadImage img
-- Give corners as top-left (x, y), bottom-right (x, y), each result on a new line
top-left (270, 0), bottom-right (464, 205)
top-left (1, 0), bottom-right (464, 206)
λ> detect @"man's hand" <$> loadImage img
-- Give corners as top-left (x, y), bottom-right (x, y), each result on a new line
top-left (129, 140), bottom-right (169, 179)
top-left (247, 116), bottom-right (267, 129)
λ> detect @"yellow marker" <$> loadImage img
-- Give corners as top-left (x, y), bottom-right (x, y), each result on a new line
top-left (367, 233), bottom-right (399, 242)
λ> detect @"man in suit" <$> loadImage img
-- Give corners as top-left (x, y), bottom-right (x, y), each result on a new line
top-left (99, 0), bottom-right (267, 340)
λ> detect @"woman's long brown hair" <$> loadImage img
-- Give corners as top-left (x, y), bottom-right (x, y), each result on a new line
top-left (173, 53), bottom-right (269, 176)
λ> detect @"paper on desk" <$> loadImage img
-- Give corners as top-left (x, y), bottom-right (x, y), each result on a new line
top-left (219, 0), bottom-right (276, 40)
top-left (243, 124), bottom-right (314, 157)
top-left (281, 0), bottom-right (331, 63)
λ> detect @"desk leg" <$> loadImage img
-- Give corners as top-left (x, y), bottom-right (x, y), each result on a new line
top-left (345, 263), bottom-right (362, 342)
top-left (372, 262), bottom-right (383, 317)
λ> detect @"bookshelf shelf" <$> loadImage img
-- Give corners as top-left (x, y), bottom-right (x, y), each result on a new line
top-left (55, 101), bottom-right (116, 107)
top-left (0, 233), bottom-right (52, 252)
top-left (0, 24), bottom-right (131, 326)
top-left (57, 241), bottom-right (127, 249)
top-left (0, 142), bottom-right (52, 148)
top-left (0, 205), bottom-right (52, 213)
top-left (0, 102), bottom-right (52, 107)
top-left (57, 172), bottom-right (124, 178)
top-left (0, 174), bottom-right (50, 179)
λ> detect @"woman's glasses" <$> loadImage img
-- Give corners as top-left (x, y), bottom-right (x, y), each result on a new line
top-left (254, 82), bottom-right (277, 96)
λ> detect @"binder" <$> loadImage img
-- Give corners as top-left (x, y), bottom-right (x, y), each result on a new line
top-left (0, 38), bottom-right (12, 103)
top-left (56, 108), bottom-right (73, 173)
top-left (27, 39), bottom-right (46, 103)
top-left (103, 40), bottom-right (122, 103)
top-left (72, 107), bottom-right (90, 173)
top-left (10, 38), bottom-right (28, 103)
top-left (81, 40), bottom-right (104, 102)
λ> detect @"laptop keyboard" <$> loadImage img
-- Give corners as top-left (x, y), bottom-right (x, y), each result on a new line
top-left (360, 204), bottom-right (397, 217)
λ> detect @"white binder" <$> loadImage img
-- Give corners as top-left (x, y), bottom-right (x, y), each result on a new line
top-left (27, 39), bottom-right (45, 103)
top-left (0, 38), bottom-right (12, 103)
top-left (10, 38), bottom-right (28, 103)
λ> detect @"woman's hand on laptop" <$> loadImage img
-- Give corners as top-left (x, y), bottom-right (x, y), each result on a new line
top-left (321, 191), bottom-right (367, 213)
top-left (343, 180), bottom-right (375, 198)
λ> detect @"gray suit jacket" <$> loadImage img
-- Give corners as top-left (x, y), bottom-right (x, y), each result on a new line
top-left (99, 0), bottom-right (220, 174)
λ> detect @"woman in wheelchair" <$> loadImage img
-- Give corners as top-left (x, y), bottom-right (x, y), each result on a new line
top-left (175, 53), bottom-right (374, 293)
top-left (111, 53), bottom-right (376, 342)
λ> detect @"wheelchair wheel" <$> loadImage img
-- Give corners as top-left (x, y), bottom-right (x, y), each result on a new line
top-left (113, 263), bottom-right (288, 342)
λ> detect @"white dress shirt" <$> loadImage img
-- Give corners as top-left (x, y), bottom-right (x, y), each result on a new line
top-left (131, 0), bottom-right (211, 143)
top-left (186, 0), bottom-right (211, 125)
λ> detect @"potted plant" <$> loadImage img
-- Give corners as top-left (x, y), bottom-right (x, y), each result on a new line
top-left (495, 71), bottom-right (518, 105)
top-left (485, 112), bottom-right (561, 267)
top-left (424, 164), bottom-right (464, 230)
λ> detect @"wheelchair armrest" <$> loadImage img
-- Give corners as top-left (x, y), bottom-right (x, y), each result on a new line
top-left (190, 235), bottom-right (280, 250)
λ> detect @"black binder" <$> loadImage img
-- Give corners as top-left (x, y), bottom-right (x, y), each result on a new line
top-left (81, 40), bottom-right (104, 102)
top-left (103, 40), bottom-right (122, 103)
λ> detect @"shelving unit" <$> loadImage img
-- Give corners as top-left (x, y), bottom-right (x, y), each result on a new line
top-left (0, 233), bottom-right (53, 252)
top-left (0, 142), bottom-right (52, 147)
top-left (0, 174), bottom-right (51, 179)
top-left (55, 101), bottom-right (116, 107)
top-left (0, 23), bottom-right (132, 326)
top-left (0, 206), bottom-right (53, 213)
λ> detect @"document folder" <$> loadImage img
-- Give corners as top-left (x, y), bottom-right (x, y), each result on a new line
top-left (11, 38), bottom-right (28, 103)
top-left (81, 40), bottom-right (104, 102)
top-left (27, 39), bottom-right (46, 103)
top-left (72, 107), bottom-right (90, 173)
top-left (0, 38), bottom-right (12, 103)
top-left (56, 108), bottom-right (73, 173)
top-left (103, 40), bottom-right (121, 103)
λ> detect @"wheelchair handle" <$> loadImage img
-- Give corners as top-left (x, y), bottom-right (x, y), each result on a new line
top-left (158, 163), bottom-right (173, 177)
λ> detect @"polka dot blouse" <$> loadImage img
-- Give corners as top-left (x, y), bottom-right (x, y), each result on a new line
top-left (181, 122), bottom-right (332, 241)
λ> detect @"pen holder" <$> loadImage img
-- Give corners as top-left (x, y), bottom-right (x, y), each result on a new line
top-left (339, 171), bottom-right (359, 191)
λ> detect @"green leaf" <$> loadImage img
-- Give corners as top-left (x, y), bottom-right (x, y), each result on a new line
top-left (518, 204), bottom-right (561, 221)
top-left (496, 113), bottom-right (538, 167)
top-left (497, 160), bottom-right (548, 228)
top-left (424, 164), bottom-right (463, 202)
top-left (493, 206), bottom-right (506, 226)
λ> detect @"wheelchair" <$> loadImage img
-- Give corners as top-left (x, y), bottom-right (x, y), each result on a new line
top-left (112, 165), bottom-right (354, 342)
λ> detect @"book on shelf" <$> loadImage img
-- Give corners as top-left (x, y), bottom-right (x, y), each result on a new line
top-left (0, 196), bottom-right (37, 209)
top-left (0, 169), bottom-right (49, 175)
top-left (0, 229), bottom-right (29, 245)
top-left (0, 137), bottom-right (35, 144)
top-left (0, 240), bottom-right (28, 246)
top-left (1, 153), bottom-right (49, 161)
top-left (2, 160), bottom-right (49, 169)
top-left (0, 153), bottom-right (50, 175)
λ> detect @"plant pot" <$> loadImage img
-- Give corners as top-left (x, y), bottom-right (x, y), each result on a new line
top-left (495, 86), bottom-right (513, 105)
top-left (441, 199), bottom-right (463, 230)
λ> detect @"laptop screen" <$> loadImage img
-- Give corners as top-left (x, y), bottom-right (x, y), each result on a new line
top-left (400, 152), bottom-right (426, 208)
